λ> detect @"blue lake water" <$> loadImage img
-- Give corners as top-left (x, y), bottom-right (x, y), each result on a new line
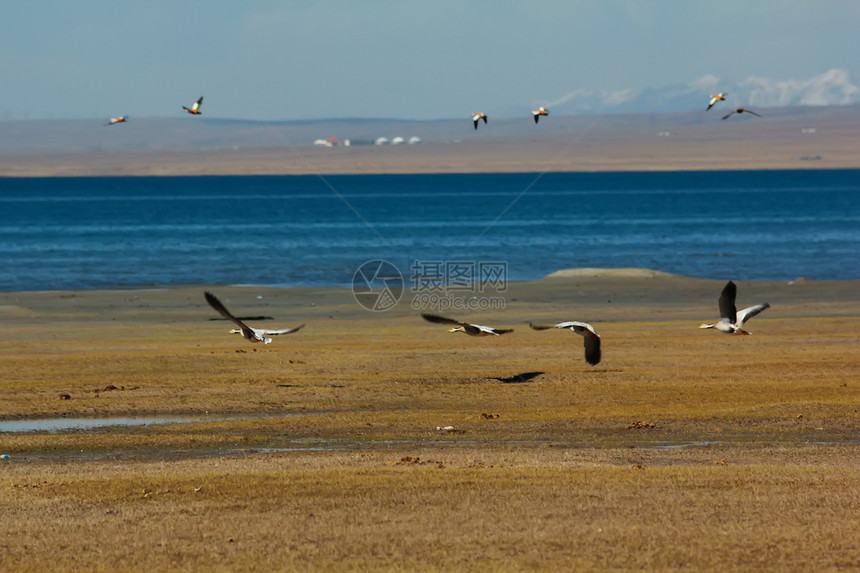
top-left (1, 170), bottom-right (858, 291)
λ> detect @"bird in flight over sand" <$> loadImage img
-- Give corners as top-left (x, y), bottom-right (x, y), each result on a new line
top-left (529, 321), bottom-right (602, 366)
top-left (421, 313), bottom-right (513, 336)
top-left (105, 116), bottom-right (128, 126)
top-left (204, 291), bottom-right (304, 344)
top-left (472, 113), bottom-right (488, 130)
top-left (722, 107), bottom-right (761, 120)
top-left (532, 106), bottom-right (549, 124)
top-left (707, 93), bottom-right (727, 111)
top-left (183, 96), bottom-right (204, 115)
top-left (698, 281), bottom-right (770, 335)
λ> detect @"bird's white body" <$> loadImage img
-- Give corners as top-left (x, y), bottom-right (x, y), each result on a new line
top-left (532, 106), bottom-right (548, 123)
top-left (205, 291), bottom-right (304, 344)
top-left (699, 281), bottom-right (770, 335)
top-left (544, 321), bottom-right (598, 336)
top-left (450, 324), bottom-right (503, 336)
top-left (228, 326), bottom-right (305, 344)
top-left (699, 305), bottom-right (770, 335)
top-left (421, 313), bottom-right (512, 336)
top-left (183, 96), bottom-right (204, 115)
top-left (707, 93), bottom-right (726, 111)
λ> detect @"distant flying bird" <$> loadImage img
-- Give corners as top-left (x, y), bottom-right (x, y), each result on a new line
top-left (722, 107), bottom-right (761, 120)
top-left (204, 291), bottom-right (304, 344)
top-left (105, 116), bottom-right (128, 126)
top-left (472, 113), bottom-right (488, 130)
top-left (532, 106), bottom-right (549, 124)
top-left (529, 321), bottom-right (602, 366)
top-left (421, 313), bottom-right (513, 336)
top-left (183, 96), bottom-right (204, 115)
top-left (698, 281), bottom-right (770, 335)
top-left (706, 93), bottom-right (727, 111)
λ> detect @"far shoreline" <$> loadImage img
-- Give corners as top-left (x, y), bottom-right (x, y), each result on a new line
top-left (2, 143), bottom-right (858, 178)
top-left (2, 163), bottom-right (859, 179)
top-left (4, 105), bottom-right (858, 177)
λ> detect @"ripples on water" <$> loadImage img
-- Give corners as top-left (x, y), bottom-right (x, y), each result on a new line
top-left (1, 170), bottom-right (858, 290)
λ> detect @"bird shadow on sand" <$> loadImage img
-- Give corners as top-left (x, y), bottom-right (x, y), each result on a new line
top-left (487, 371), bottom-right (545, 384)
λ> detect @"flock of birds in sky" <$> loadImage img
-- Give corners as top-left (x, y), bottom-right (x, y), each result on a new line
top-left (468, 94), bottom-right (758, 130)
top-left (104, 94), bottom-right (759, 129)
top-left (204, 281), bottom-right (770, 368)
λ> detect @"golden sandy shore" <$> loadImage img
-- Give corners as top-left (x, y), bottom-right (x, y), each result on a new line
top-left (1, 271), bottom-right (858, 570)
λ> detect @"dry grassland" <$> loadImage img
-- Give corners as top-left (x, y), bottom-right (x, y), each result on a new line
top-left (4, 134), bottom-right (858, 178)
top-left (0, 276), bottom-right (858, 570)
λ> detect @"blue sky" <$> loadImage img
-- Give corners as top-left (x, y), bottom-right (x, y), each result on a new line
top-left (3, 0), bottom-right (858, 121)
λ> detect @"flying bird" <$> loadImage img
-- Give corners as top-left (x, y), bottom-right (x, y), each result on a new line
top-left (722, 107), bottom-right (761, 120)
top-left (698, 281), bottom-right (770, 335)
top-left (105, 116), bottom-right (128, 126)
top-left (183, 96), bottom-right (204, 115)
top-left (472, 113), bottom-right (488, 130)
top-left (421, 313), bottom-right (513, 336)
top-left (706, 93), bottom-right (727, 111)
top-left (532, 106), bottom-right (549, 124)
top-left (529, 321), bottom-right (602, 366)
top-left (204, 291), bottom-right (304, 344)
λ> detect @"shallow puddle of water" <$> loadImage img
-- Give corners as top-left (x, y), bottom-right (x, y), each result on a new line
top-left (2, 415), bottom-right (856, 464)
top-left (0, 416), bottom-right (231, 433)
top-left (0, 411), bottom-right (317, 435)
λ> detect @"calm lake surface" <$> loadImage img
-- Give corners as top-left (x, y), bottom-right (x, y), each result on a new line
top-left (1, 169), bottom-right (858, 291)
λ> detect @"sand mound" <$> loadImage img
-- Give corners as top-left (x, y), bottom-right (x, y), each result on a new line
top-left (543, 268), bottom-right (678, 279)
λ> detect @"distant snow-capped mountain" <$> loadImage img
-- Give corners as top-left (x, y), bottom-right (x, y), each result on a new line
top-left (547, 69), bottom-right (859, 114)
